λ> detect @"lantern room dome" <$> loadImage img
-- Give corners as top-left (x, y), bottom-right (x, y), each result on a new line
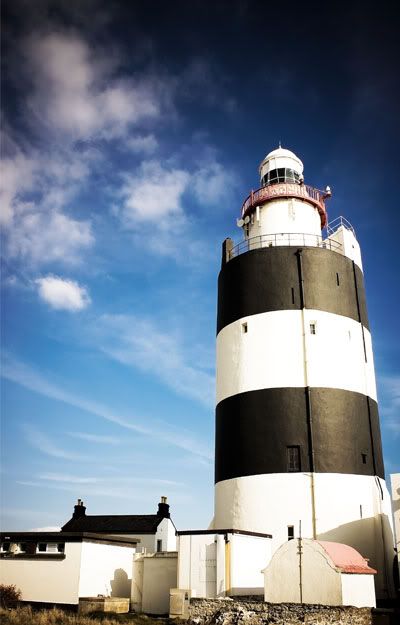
top-left (259, 147), bottom-right (304, 187)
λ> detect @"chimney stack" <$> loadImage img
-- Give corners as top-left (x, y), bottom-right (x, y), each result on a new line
top-left (72, 498), bottom-right (86, 519)
top-left (157, 496), bottom-right (170, 519)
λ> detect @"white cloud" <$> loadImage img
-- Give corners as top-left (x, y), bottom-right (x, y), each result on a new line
top-left (35, 276), bottom-right (91, 311)
top-left (125, 134), bottom-right (159, 155)
top-left (192, 158), bottom-right (237, 205)
top-left (38, 472), bottom-right (98, 484)
top-left (97, 314), bottom-right (214, 408)
top-left (30, 526), bottom-right (61, 532)
top-left (25, 33), bottom-right (162, 140)
top-left (119, 160), bottom-right (190, 225)
top-left (9, 212), bottom-right (94, 266)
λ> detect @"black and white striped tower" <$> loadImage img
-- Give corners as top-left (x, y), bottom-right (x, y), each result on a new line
top-left (213, 147), bottom-right (395, 600)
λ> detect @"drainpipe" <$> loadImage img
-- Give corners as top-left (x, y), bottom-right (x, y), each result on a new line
top-left (296, 249), bottom-right (317, 539)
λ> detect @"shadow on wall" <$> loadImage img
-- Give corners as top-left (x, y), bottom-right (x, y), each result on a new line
top-left (317, 513), bottom-right (395, 599)
top-left (110, 569), bottom-right (131, 598)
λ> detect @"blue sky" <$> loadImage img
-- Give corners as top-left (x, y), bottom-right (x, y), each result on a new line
top-left (1, 0), bottom-right (399, 531)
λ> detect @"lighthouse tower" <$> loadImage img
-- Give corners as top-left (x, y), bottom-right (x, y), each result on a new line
top-left (213, 147), bottom-right (395, 599)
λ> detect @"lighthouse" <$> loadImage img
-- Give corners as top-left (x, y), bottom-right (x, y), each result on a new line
top-left (213, 147), bottom-right (395, 600)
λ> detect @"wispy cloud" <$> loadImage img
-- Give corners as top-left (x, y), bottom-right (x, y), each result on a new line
top-left (2, 353), bottom-right (212, 460)
top-left (96, 314), bottom-right (214, 408)
top-left (68, 431), bottom-right (122, 445)
top-left (21, 424), bottom-right (87, 461)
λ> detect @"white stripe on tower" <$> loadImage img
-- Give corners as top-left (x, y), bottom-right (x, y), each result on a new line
top-left (216, 310), bottom-right (377, 404)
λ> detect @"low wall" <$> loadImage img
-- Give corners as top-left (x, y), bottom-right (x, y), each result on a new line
top-left (187, 598), bottom-right (372, 625)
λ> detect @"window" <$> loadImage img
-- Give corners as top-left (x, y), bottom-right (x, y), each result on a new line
top-left (1, 542), bottom-right (10, 552)
top-left (37, 542), bottom-right (64, 553)
top-left (287, 525), bottom-right (294, 541)
top-left (336, 272), bottom-right (340, 286)
top-left (19, 543), bottom-right (27, 553)
top-left (157, 539), bottom-right (162, 553)
top-left (361, 453), bottom-right (367, 465)
top-left (309, 322), bottom-right (316, 335)
top-left (262, 168), bottom-right (301, 187)
top-left (287, 446), bottom-right (301, 472)
top-left (242, 322), bottom-right (248, 334)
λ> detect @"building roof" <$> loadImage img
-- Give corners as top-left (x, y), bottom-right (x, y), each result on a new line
top-left (317, 540), bottom-right (377, 575)
top-left (61, 514), bottom-right (162, 534)
top-left (0, 531), bottom-right (139, 546)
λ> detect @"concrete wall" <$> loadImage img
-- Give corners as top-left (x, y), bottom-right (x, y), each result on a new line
top-left (263, 539), bottom-right (376, 608)
top-left (0, 542), bottom-right (82, 604)
top-left (326, 225), bottom-right (363, 270)
top-left (390, 473), bottom-right (400, 586)
top-left (177, 534), bottom-right (217, 598)
top-left (131, 552), bottom-right (177, 615)
top-left (264, 540), bottom-right (341, 605)
top-left (78, 541), bottom-right (135, 598)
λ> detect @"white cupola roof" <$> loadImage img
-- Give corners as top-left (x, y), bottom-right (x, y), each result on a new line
top-left (259, 146), bottom-right (304, 181)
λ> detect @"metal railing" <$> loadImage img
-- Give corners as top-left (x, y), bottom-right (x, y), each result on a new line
top-left (326, 216), bottom-right (355, 237)
top-left (228, 233), bottom-right (342, 260)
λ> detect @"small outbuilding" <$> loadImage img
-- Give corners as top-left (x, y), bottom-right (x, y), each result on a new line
top-left (263, 539), bottom-right (376, 608)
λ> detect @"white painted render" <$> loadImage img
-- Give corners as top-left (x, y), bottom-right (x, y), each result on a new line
top-left (112, 518), bottom-right (176, 553)
top-left (156, 517), bottom-right (177, 552)
top-left (0, 542), bottom-right (82, 604)
top-left (341, 573), bottom-right (376, 608)
top-left (229, 533), bottom-right (271, 596)
top-left (325, 225), bottom-right (363, 271)
top-left (263, 539), bottom-right (376, 607)
top-left (78, 541), bottom-right (135, 598)
top-left (246, 197), bottom-right (321, 241)
top-left (177, 532), bottom-right (271, 599)
top-left (216, 309), bottom-right (377, 404)
top-left (131, 552), bottom-right (177, 614)
top-left (214, 474), bottom-right (394, 600)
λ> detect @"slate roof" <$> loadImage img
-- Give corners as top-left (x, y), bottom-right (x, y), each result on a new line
top-left (61, 514), bottom-right (162, 534)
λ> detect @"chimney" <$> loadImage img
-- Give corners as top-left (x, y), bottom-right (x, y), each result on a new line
top-left (157, 496), bottom-right (170, 519)
top-left (72, 498), bottom-right (86, 520)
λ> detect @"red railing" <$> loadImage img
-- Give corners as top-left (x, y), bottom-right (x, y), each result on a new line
top-left (241, 183), bottom-right (329, 228)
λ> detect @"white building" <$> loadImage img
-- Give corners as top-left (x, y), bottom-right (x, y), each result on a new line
top-left (0, 531), bottom-right (137, 607)
top-left (61, 497), bottom-right (177, 553)
top-left (176, 529), bottom-right (272, 598)
top-left (263, 539), bottom-right (377, 608)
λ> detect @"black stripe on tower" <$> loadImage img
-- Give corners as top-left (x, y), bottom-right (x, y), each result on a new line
top-left (215, 387), bottom-right (385, 483)
top-left (217, 246), bottom-right (369, 334)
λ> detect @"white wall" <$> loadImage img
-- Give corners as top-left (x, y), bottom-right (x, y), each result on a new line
top-left (141, 553), bottom-right (177, 614)
top-left (177, 534), bottom-right (217, 598)
top-left (0, 542), bottom-right (82, 604)
top-left (214, 473), bottom-right (394, 600)
top-left (325, 226), bottom-right (363, 270)
top-left (264, 539), bottom-right (342, 605)
top-left (390, 473), bottom-right (400, 584)
top-left (341, 573), bottom-right (376, 608)
top-left (78, 541), bottom-right (136, 598)
top-left (216, 309), bottom-right (376, 404)
top-left (246, 198), bottom-right (321, 241)
top-left (156, 518), bottom-right (176, 551)
top-left (229, 534), bottom-right (271, 596)
top-left (113, 533), bottom-right (155, 553)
